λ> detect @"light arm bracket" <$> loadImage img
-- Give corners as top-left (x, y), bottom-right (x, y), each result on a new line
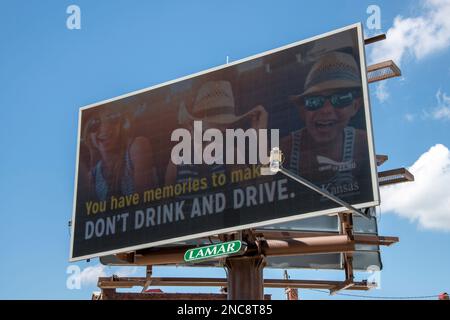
top-left (262, 148), bottom-right (371, 220)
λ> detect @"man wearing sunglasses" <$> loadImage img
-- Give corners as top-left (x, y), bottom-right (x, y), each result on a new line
top-left (281, 51), bottom-right (370, 198)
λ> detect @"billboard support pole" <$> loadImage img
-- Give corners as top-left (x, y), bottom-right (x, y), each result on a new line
top-left (330, 213), bottom-right (356, 294)
top-left (225, 254), bottom-right (266, 300)
top-left (224, 229), bottom-right (266, 300)
top-left (141, 266), bottom-right (153, 293)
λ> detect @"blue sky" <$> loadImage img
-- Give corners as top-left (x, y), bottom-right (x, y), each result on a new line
top-left (1, 0), bottom-right (450, 299)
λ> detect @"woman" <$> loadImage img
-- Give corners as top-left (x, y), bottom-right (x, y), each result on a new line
top-left (82, 104), bottom-right (157, 201)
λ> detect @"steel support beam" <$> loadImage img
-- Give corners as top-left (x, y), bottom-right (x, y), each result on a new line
top-left (115, 233), bottom-right (397, 266)
top-left (364, 34), bottom-right (386, 45)
top-left (97, 276), bottom-right (375, 291)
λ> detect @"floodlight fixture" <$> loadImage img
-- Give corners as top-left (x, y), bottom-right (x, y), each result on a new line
top-left (269, 147), bottom-right (283, 173)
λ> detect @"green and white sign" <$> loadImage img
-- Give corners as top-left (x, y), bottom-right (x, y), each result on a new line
top-left (184, 240), bottom-right (245, 262)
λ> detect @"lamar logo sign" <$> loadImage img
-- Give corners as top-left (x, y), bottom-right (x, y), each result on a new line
top-left (184, 240), bottom-right (245, 262)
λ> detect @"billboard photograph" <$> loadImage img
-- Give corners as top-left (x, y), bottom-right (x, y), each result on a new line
top-left (70, 23), bottom-right (379, 261)
top-left (4, 0), bottom-right (450, 305)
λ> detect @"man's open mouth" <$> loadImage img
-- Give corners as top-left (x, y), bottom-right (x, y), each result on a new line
top-left (314, 120), bottom-right (337, 128)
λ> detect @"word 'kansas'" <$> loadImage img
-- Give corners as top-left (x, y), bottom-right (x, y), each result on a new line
top-left (171, 121), bottom-right (279, 165)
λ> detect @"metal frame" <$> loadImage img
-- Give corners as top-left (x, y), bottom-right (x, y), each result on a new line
top-left (94, 213), bottom-right (387, 299)
top-left (96, 278), bottom-right (374, 296)
top-left (376, 154), bottom-right (388, 166)
top-left (97, 276), bottom-right (375, 290)
top-left (378, 168), bottom-right (414, 186)
top-left (367, 60), bottom-right (402, 83)
top-left (364, 34), bottom-right (386, 45)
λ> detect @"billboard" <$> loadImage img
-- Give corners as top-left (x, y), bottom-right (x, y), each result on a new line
top-left (70, 23), bottom-right (379, 261)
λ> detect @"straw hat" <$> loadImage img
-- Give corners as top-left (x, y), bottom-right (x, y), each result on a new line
top-left (178, 80), bottom-right (251, 125)
top-left (292, 51), bottom-right (361, 100)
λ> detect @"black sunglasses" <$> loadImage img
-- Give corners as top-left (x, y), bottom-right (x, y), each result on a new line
top-left (303, 90), bottom-right (361, 111)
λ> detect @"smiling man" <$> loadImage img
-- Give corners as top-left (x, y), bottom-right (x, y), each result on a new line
top-left (281, 51), bottom-right (370, 197)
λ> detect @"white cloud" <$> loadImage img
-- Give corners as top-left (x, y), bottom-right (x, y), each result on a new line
top-left (115, 266), bottom-right (139, 277)
top-left (431, 89), bottom-right (450, 120)
top-left (370, 0), bottom-right (450, 66)
top-left (381, 144), bottom-right (450, 232)
top-left (404, 113), bottom-right (416, 122)
top-left (374, 82), bottom-right (390, 103)
top-left (78, 264), bottom-right (106, 287)
top-left (74, 264), bottom-right (138, 288)
top-left (421, 89), bottom-right (450, 120)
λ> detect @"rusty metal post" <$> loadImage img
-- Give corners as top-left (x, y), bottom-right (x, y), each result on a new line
top-left (225, 255), bottom-right (266, 300)
top-left (340, 213), bottom-right (354, 284)
top-left (284, 270), bottom-right (299, 300)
